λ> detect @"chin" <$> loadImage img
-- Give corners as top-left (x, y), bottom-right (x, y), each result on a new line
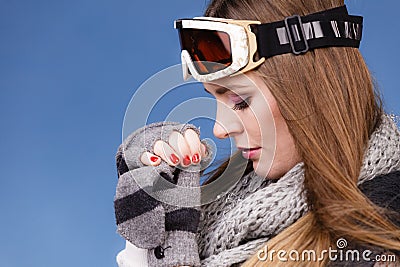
top-left (252, 154), bottom-right (276, 179)
top-left (252, 160), bottom-right (270, 179)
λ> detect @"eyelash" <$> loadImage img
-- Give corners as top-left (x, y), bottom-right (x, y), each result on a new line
top-left (232, 97), bottom-right (251, 111)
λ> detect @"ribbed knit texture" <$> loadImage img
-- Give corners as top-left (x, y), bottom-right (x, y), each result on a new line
top-left (198, 114), bottom-right (400, 266)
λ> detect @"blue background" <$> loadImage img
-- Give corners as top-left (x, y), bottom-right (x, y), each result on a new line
top-left (0, 1), bottom-right (398, 266)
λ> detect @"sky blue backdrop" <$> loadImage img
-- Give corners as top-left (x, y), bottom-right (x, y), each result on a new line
top-left (0, 1), bottom-right (399, 266)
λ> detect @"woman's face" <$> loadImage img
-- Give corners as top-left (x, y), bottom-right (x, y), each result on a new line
top-left (203, 71), bottom-right (300, 179)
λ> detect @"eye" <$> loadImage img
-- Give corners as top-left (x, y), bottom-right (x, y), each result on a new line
top-left (232, 97), bottom-right (251, 111)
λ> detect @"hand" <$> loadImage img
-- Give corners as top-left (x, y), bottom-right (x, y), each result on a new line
top-left (116, 122), bottom-right (213, 185)
top-left (140, 128), bottom-right (208, 168)
top-left (114, 122), bottom-right (214, 267)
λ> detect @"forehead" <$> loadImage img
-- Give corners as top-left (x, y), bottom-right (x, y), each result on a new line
top-left (203, 73), bottom-right (258, 94)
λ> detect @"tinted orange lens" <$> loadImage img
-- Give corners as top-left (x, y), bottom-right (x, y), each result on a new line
top-left (179, 28), bottom-right (232, 74)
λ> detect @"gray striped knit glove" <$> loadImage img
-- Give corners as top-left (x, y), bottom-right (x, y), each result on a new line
top-left (114, 122), bottom-right (214, 267)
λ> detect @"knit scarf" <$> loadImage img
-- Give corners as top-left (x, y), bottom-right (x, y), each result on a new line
top-left (198, 114), bottom-right (400, 267)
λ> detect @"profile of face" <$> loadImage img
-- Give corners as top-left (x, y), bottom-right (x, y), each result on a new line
top-left (204, 71), bottom-right (300, 179)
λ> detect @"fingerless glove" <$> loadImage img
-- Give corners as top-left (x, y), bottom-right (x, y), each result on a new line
top-left (114, 122), bottom-right (213, 267)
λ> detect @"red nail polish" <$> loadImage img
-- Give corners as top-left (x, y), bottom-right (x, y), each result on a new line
top-left (183, 155), bottom-right (191, 166)
top-left (192, 153), bottom-right (200, 163)
top-left (170, 154), bottom-right (179, 164)
top-left (150, 156), bottom-right (159, 163)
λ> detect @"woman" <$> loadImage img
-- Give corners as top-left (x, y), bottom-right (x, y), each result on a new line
top-left (114, 0), bottom-right (400, 266)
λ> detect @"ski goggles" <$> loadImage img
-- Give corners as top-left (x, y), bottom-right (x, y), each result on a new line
top-left (174, 5), bottom-right (363, 82)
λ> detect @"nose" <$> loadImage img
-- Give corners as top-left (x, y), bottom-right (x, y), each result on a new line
top-left (213, 101), bottom-right (242, 139)
top-left (213, 122), bottom-right (229, 139)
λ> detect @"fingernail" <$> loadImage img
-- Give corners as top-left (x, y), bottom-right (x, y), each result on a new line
top-left (183, 155), bottom-right (191, 166)
top-left (192, 153), bottom-right (200, 164)
top-left (170, 154), bottom-right (180, 164)
top-left (150, 156), bottom-right (159, 163)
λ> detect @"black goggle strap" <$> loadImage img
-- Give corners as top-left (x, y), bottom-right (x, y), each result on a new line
top-left (256, 5), bottom-right (363, 58)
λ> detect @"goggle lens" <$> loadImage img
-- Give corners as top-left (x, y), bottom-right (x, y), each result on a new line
top-left (178, 28), bottom-right (232, 75)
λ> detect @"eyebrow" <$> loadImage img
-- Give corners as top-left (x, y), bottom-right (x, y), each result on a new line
top-left (204, 86), bottom-right (229, 95)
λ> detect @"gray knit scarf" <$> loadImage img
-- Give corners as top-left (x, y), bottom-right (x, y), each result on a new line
top-left (198, 114), bottom-right (400, 267)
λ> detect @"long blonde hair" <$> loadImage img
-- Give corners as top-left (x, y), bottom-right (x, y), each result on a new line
top-left (204, 0), bottom-right (400, 265)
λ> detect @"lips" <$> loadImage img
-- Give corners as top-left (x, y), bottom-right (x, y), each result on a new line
top-left (239, 147), bottom-right (261, 160)
top-left (237, 146), bottom-right (260, 151)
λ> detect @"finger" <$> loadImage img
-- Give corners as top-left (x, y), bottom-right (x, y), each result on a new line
top-left (200, 142), bottom-right (207, 158)
top-left (140, 152), bottom-right (161, 166)
top-left (168, 131), bottom-right (192, 167)
top-left (184, 129), bottom-right (202, 165)
top-left (153, 140), bottom-right (180, 166)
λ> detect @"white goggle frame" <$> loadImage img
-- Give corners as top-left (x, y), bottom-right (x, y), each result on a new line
top-left (175, 17), bottom-right (265, 82)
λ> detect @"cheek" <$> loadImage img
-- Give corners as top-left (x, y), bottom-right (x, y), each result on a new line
top-left (270, 101), bottom-right (291, 146)
top-left (250, 100), bottom-right (279, 178)
top-left (238, 111), bottom-right (260, 137)
top-left (248, 98), bottom-right (275, 142)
